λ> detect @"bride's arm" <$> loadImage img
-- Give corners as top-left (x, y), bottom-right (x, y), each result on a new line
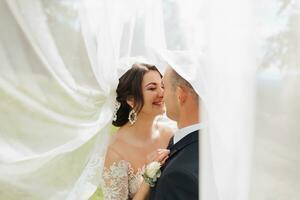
top-left (133, 149), bottom-right (170, 200)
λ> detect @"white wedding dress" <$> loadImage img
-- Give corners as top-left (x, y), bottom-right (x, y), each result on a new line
top-left (102, 160), bottom-right (144, 200)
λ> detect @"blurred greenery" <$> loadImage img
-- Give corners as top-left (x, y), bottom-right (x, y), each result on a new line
top-left (89, 187), bottom-right (103, 200)
top-left (110, 125), bottom-right (119, 135)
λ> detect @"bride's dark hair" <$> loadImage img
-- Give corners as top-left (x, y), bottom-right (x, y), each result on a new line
top-left (112, 63), bottom-right (162, 127)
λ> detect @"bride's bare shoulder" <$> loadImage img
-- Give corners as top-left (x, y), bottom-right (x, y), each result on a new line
top-left (104, 129), bottom-right (128, 165)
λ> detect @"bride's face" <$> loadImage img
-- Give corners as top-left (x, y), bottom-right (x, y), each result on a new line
top-left (139, 70), bottom-right (165, 116)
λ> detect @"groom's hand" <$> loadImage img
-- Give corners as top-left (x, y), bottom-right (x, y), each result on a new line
top-left (147, 149), bottom-right (170, 166)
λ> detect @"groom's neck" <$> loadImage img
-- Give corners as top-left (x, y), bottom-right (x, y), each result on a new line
top-left (177, 118), bottom-right (200, 129)
top-left (177, 106), bottom-right (200, 129)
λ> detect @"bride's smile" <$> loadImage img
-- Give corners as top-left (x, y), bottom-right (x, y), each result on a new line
top-left (140, 70), bottom-right (165, 115)
top-left (152, 100), bottom-right (164, 106)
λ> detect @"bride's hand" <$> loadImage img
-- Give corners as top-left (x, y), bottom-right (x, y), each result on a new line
top-left (147, 149), bottom-right (170, 166)
top-left (131, 149), bottom-right (169, 200)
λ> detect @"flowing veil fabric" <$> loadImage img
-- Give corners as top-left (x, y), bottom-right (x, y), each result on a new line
top-left (0, 0), bottom-right (111, 199)
top-left (0, 0), bottom-right (167, 199)
top-left (0, 0), bottom-right (299, 199)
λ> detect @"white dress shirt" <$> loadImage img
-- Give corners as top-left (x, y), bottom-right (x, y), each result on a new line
top-left (173, 123), bottom-right (204, 145)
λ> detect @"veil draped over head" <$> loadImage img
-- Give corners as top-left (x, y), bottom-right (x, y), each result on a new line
top-left (1, 0), bottom-right (299, 199)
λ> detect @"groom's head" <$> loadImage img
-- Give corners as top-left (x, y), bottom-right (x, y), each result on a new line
top-left (163, 67), bottom-right (199, 123)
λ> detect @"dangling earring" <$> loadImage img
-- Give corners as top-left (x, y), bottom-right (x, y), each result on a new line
top-left (128, 109), bottom-right (137, 125)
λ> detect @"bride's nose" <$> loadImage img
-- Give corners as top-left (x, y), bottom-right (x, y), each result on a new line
top-left (158, 86), bottom-right (164, 97)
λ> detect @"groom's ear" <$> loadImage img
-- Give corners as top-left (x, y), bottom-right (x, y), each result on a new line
top-left (126, 96), bottom-right (135, 108)
top-left (176, 86), bottom-right (187, 104)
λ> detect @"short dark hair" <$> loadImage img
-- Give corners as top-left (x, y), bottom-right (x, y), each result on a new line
top-left (112, 63), bottom-right (161, 127)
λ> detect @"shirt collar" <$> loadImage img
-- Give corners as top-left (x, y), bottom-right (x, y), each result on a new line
top-left (173, 123), bottom-right (204, 144)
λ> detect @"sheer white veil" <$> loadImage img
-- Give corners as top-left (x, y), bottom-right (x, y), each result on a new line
top-left (1, 0), bottom-right (298, 199)
top-left (0, 0), bottom-right (253, 199)
top-left (0, 0), bottom-right (166, 199)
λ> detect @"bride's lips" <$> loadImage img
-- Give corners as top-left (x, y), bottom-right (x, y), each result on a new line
top-left (152, 101), bottom-right (164, 106)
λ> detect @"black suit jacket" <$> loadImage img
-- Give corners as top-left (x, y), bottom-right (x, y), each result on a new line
top-left (149, 130), bottom-right (199, 200)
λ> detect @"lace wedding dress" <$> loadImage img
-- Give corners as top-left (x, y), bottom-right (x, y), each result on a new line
top-left (102, 160), bottom-right (144, 200)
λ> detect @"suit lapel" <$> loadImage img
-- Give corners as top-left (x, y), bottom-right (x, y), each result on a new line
top-left (166, 136), bottom-right (174, 149)
top-left (149, 131), bottom-right (199, 200)
top-left (165, 130), bottom-right (199, 165)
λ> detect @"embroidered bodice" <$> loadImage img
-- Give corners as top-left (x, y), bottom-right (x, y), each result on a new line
top-left (102, 160), bottom-right (144, 200)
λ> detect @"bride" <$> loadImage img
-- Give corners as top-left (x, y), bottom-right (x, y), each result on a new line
top-left (102, 63), bottom-right (174, 200)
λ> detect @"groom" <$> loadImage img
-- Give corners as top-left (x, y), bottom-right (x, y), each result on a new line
top-left (149, 66), bottom-right (202, 200)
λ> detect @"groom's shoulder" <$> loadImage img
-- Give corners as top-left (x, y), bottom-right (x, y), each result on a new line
top-left (156, 165), bottom-right (198, 196)
top-left (165, 139), bottom-right (199, 170)
top-left (162, 166), bottom-right (198, 183)
top-left (160, 149), bottom-right (198, 185)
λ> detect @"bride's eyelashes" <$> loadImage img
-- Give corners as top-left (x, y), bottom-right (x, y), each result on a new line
top-left (146, 85), bottom-right (164, 91)
top-left (147, 87), bottom-right (157, 91)
top-left (145, 81), bottom-right (164, 91)
top-left (147, 87), bottom-right (163, 91)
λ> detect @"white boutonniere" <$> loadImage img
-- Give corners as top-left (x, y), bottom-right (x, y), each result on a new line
top-left (142, 161), bottom-right (161, 187)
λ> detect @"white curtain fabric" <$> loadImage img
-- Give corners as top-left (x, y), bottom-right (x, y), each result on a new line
top-left (0, 0), bottom-right (299, 200)
top-left (250, 0), bottom-right (300, 199)
top-left (0, 0), bottom-right (109, 199)
top-left (198, 0), bottom-right (255, 199)
top-left (0, 0), bottom-right (166, 199)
